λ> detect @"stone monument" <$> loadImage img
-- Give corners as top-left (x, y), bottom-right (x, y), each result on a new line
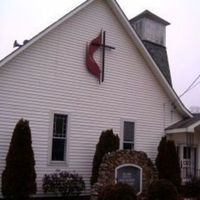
top-left (90, 150), bottom-right (158, 200)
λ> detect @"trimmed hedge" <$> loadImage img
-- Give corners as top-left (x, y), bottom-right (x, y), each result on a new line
top-left (148, 179), bottom-right (178, 200)
top-left (98, 183), bottom-right (137, 200)
top-left (181, 178), bottom-right (200, 198)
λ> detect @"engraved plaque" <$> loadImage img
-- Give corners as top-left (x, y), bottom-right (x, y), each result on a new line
top-left (116, 165), bottom-right (142, 194)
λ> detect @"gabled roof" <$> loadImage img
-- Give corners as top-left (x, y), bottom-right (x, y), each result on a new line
top-left (166, 113), bottom-right (200, 134)
top-left (0, 0), bottom-right (192, 118)
top-left (0, 0), bottom-right (93, 67)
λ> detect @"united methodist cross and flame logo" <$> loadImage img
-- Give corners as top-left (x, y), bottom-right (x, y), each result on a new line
top-left (86, 30), bottom-right (115, 83)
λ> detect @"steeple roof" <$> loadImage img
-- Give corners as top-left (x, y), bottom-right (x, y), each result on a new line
top-left (130, 10), bottom-right (170, 26)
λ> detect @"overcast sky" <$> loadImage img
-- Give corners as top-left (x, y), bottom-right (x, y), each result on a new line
top-left (0, 0), bottom-right (200, 110)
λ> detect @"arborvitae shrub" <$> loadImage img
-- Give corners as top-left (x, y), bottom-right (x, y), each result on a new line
top-left (148, 179), bottom-right (178, 200)
top-left (90, 129), bottom-right (119, 185)
top-left (155, 136), bottom-right (181, 191)
top-left (98, 183), bottom-right (137, 200)
top-left (1, 119), bottom-right (37, 200)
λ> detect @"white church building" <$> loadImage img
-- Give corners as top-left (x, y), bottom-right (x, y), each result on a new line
top-left (0, 0), bottom-right (200, 197)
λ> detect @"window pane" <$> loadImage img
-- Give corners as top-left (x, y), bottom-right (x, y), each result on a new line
top-left (53, 114), bottom-right (67, 138)
top-left (124, 121), bottom-right (134, 141)
top-left (51, 138), bottom-right (65, 161)
top-left (55, 117), bottom-right (64, 134)
top-left (184, 147), bottom-right (191, 159)
top-left (123, 143), bottom-right (134, 150)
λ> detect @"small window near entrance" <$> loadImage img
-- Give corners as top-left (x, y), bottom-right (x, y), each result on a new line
top-left (183, 147), bottom-right (191, 159)
top-left (176, 146), bottom-right (180, 158)
top-left (123, 121), bottom-right (134, 150)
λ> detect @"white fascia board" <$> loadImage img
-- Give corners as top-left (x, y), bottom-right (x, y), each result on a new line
top-left (107, 0), bottom-right (192, 118)
top-left (0, 0), bottom-right (94, 68)
top-left (165, 128), bottom-right (187, 135)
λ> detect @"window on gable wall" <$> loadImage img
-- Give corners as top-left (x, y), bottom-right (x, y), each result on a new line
top-left (123, 121), bottom-right (135, 150)
top-left (51, 114), bottom-right (68, 161)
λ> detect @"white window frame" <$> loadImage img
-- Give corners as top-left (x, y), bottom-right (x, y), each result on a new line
top-left (48, 111), bottom-right (70, 166)
top-left (120, 119), bottom-right (135, 150)
top-left (115, 163), bottom-right (143, 195)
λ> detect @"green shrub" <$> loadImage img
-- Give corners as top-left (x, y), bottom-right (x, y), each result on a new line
top-left (98, 182), bottom-right (137, 200)
top-left (1, 119), bottom-right (37, 200)
top-left (98, 184), bottom-right (115, 200)
top-left (148, 179), bottom-right (178, 200)
top-left (115, 183), bottom-right (137, 200)
top-left (181, 178), bottom-right (200, 198)
top-left (155, 136), bottom-right (181, 190)
top-left (43, 171), bottom-right (85, 197)
top-left (90, 129), bottom-right (119, 185)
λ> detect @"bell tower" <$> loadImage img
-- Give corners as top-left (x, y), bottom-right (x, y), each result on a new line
top-left (130, 10), bottom-right (172, 86)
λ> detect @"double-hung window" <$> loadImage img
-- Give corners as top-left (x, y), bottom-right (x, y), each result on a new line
top-left (51, 113), bottom-right (68, 161)
top-left (123, 121), bottom-right (135, 150)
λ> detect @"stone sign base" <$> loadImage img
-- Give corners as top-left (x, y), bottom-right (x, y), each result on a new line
top-left (90, 150), bottom-right (158, 200)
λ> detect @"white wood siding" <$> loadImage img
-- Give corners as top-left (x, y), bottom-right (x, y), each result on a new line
top-left (0, 0), bottom-right (182, 195)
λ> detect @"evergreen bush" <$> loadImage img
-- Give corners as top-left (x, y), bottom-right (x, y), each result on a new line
top-left (181, 178), bottom-right (200, 198)
top-left (90, 129), bottom-right (119, 185)
top-left (98, 184), bottom-right (115, 200)
top-left (43, 171), bottom-right (85, 197)
top-left (148, 179), bottom-right (178, 200)
top-left (1, 119), bottom-right (37, 200)
top-left (155, 136), bottom-right (181, 190)
top-left (98, 182), bottom-right (137, 200)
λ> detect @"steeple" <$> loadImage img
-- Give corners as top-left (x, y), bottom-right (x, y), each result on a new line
top-left (130, 10), bottom-right (172, 86)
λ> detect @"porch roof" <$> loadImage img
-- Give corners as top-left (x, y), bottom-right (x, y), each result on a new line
top-left (165, 113), bottom-right (200, 134)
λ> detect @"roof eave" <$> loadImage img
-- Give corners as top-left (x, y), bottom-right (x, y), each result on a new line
top-left (165, 128), bottom-right (187, 134)
top-left (0, 0), bottom-right (95, 68)
top-left (166, 120), bottom-right (200, 134)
